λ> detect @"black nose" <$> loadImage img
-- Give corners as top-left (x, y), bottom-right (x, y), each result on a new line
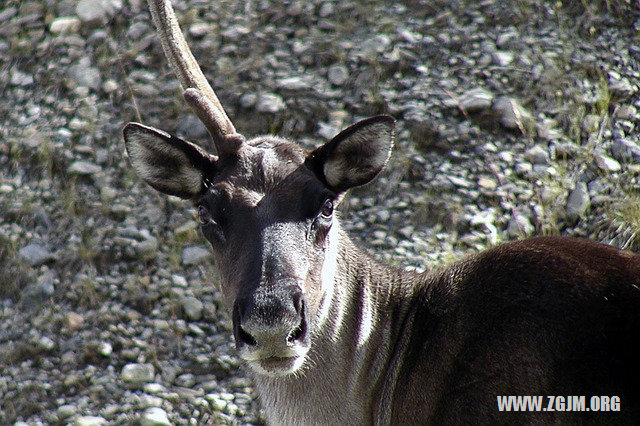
top-left (233, 285), bottom-right (307, 349)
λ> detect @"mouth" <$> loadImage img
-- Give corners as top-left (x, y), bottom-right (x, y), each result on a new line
top-left (242, 351), bottom-right (308, 377)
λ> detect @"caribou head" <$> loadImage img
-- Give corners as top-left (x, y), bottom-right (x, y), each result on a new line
top-left (123, 0), bottom-right (394, 377)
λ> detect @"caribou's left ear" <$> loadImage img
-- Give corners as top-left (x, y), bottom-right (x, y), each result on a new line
top-left (123, 122), bottom-right (216, 199)
top-left (306, 115), bottom-right (395, 193)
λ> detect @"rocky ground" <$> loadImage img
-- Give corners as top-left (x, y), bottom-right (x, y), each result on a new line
top-left (1, 0), bottom-right (639, 424)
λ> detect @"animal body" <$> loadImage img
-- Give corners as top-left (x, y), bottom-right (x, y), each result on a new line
top-left (123, 1), bottom-right (640, 424)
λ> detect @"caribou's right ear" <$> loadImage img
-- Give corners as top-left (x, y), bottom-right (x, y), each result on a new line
top-left (123, 122), bottom-right (216, 199)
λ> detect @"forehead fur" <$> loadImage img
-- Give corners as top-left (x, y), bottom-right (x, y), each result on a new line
top-left (223, 135), bottom-right (309, 192)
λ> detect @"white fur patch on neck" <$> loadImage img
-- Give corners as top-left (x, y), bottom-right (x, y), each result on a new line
top-left (357, 282), bottom-right (374, 348)
top-left (316, 222), bottom-right (339, 330)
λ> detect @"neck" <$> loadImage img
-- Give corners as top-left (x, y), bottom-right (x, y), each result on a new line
top-left (253, 225), bottom-right (420, 425)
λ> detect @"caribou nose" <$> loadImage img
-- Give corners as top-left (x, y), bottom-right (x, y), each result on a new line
top-left (233, 285), bottom-right (307, 349)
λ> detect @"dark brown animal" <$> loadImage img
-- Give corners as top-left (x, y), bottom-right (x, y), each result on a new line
top-left (123, 1), bottom-right (640, 424)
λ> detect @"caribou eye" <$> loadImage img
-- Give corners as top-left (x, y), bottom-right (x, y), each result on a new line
top-left (321, 199), bottom-right (334, 218)
top-left (197, 205), bottom-right (212, 224)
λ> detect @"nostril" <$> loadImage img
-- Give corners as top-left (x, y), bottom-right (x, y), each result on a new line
top-left (238, 325), bottom-right (257, 346)
top-left (287, 310), bottom-right (307, 344)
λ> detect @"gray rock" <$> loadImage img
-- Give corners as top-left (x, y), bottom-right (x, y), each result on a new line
top-left (176, 114), bottom-right (209, 140)
top-left (609, 78), bottom-right (636, 101)
top-left (507, 213), bottom-right (534, 237)
top-left (135, 237), bottom-right (159, 260)
top-left (182, 296), bottom-right (204, 321)
top-left (566, 183), bottom-right (590, 219)
top-left (492, 50), bottom-right (514, 66)
top-left (524, 146), bottom-right (549, 164)
top-left (19, 243), bottom-right (53, 266)
top-left (68, 161), bottom-right (102, 176)
top-left (140, 407), bottom-right (171, 426)
top-left (76, 0), bottom-right (119, 26)
top-left (49, 16), bottom-right (81, 34)
top-left (128, 21), bottom-right (151, 40)
top-left (514, 162), bottom-right (532, 177)
top-left (121, 363), bottom-right (155, 384)
top-left (175, 372), bottom-right (196, 387)
top-left (458, 88), bottom-right (494, 112)
top-left (276, 77), bottom-right (311, 91)
top-left (240, 93), bottom-right (258, 109)
top-left (10, 68), bottom-right (33, 86)
top-left (57, 404), bottom-right (77, 419)
top-left (493, 96), bottom-right (534, 131)
top-left (611, 138), bottom-right (640, 163)
top-left (328, 64), bottom-right (349, 86)
top-left (221, 25), bottom-right (251, 41)
top-left (20, 273), bottom-right (56, 308)
top-left (256, 93), bottom-right (286, 113)
top-left (189, 22), bottom-right (211, 38)
top-left (182, 245), bottom-right (210, 265)
top-left (73, 416), bottom-right (107, 426)
top-left (615, 105), bottom-right (638, 121)
top-left (594, 153), bottom-right (621, 172)
top-left (68, 57), bottom-right (102, 90)
top-left (98, 341), bottom-right (113, 357)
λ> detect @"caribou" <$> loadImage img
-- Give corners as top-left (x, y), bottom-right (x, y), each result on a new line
top-left (123, 1), bottom-right (640, 424)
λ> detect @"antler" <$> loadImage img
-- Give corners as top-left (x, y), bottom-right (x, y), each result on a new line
top-left (146, 0), bottom-right (243, 156)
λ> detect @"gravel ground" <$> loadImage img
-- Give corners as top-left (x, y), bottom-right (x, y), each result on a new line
top-left (1, 0), bottom-right (640, 424)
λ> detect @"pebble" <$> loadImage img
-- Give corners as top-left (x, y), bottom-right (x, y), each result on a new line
top-left (18, 243), bottom-right (53, 266)
top-left (67, 57), bottom-right (102, 90)
top-left (492, 50), bottom-right (514, 66)
top-left (609, 78), bottom-right (636, 100)
top-left (594, 153), bottom-right (621, 172)
top-left (182, 296), bottom-right (204, 321)
top-left (507, 213), bottom-right (534, 237)
top-left (135, 236), bottom-right (159, 260)
top-left (121, 363), bottom-right (155, 384)
top-left (76, 0), bottom-right (118, 26)
top-left (478, 177), bottom-right (497, 190)
top-left (458, 87), bottom-right (494, 112)
top-left (49, 16), bottom-right (81, 34)
top-left (175, 372), bottom-right (196, 387)
top-left (492, 96), bottom-right (534, 131)
top-left (276, 77), bottom-right (311, 91)
top-left (98, 341), bottom-right (113, 357)
top-left (74, 416), bottom-right (107, 426)
top-left (565, 183), bottom-right (590, 219)
top-left (256, 93), bottom-right (286, 113)
top-left (21, 273), bottom-right (56, 307)
top-left (611, 138), bottom-right (640, 163)
top-left (328, 64), bottom-right (349, 86)
top-left (182, 246), bottom-right (210, 266)
top-left (64, 312), bottom-right (85, 331)
top-left (68, 161), bottom-right (102, 176)
top-left (140, 407), bottom-right (171, 426)
top-left (144, 383), bottom-right (166, 394)
top-left (524, 146), bottom-right (550, 164)
top-left (56, 404), bottom-right (77, 419)
top-left (176, 114), bottom-right (208, 140)
top-left (10, 68), bottom-right (33, 86)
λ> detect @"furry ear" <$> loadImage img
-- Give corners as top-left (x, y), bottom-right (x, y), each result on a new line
top-left (123, 122), bottom-right (216, 199)
top-left (306, 115), bottom-right (395, 193)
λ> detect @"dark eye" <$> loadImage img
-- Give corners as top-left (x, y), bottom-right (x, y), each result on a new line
top-left (321, 199), bottom-right (334, 218)
top-left (197, 205), bottom-right (212, 224)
